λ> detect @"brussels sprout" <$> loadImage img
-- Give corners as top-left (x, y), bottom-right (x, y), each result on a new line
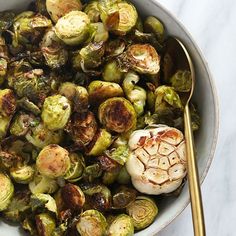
top-left (22, 217), bottom-right (37, 235)
top-left (126, 196), bottom-right (158, 230)
top-left (105, 145), bottom-right (129, 165)
top-left (86, 129), bottom-right (113, 156)
top-left (0, 89), bottom-right (16, 117)
top-left (41, 28), bottom-right (68, 69)
top-left (0, 58), bottom-right (7, 85)
top-left (116, 166), bottom-right (131, 184)
top-left (112, 186), bottom-right (136, 209)
top-left (98, 154), bottom-right (120, 171)
top-left (12, 11), bottom-right (52, 46)
top-left (144, 16), bottom-right (164, 43)
top-left (46, 0), bottom-right (82, 22)
top-left (169, 70), bottom-right (192, 92)
top-left (3, 189), bottom-right (30, 222)
top-left (123, 72), bottom-right (147, 116)
top-left (120, 44), bottom-right (160, 75)
top-left (13, 69), bottom-right (51, 105)
top-left (41, 95), bottom-right (71, 131)
top-left (55, 11), bottom-right (90, 46)
top-left (89, 22), bottom-right (109, 43)
top-left (10, 165), bottom-right (35, 184)
top-left (102, 170), bottom-right (119, 185)
top-left (65, 112), bottom-right (97, 147)
top-left (29, 173), bottom-right (58, 194)
top-left (88, 80), bottom-right (124, 105)
top-left (30, 193), bottom-right (57, 215)
top-left (154, 85), bottom-right (183, 114)
top-left (107, 214), bottom-right (134, 236)
top-left (0, 116), bottom-right (12, 140)
top-left (76, 210), bottom-right (107, 236)
top-left (0, 172), bottom-right (14, 211)
top-left (100, 1), bottom-right (138, 35)
top-left (102, 60), bottom-right (123, 83)
top-left (105, 39), bottom-right (126, 58)
top-left (64, 153), bottom-right (85, 182)
top-left (83, 163), bottom-right (103, 182)
top-left (59, 82), bottom-right (89, 113)
top-left (61, 183), bottom-right (85, 210)
top-left (84, 0), bottom-right (100, 22)
top-left (135, 16), bottom-right (143, 32)
top-left (0, 11), bottom-right (15, 33)
top-left (17, 97), bottom-right (41, 116)
top-left (99, 97), bottom-right (137, 133)
top-left (35, 213), bottom-right (56, 236)
top-left (26, 122), bottom-right (63, 149)
top-left (0, 151), bottom-right (22, 169)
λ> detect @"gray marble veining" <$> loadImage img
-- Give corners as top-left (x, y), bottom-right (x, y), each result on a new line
top-left (157, 0), bottom-right (236, 235)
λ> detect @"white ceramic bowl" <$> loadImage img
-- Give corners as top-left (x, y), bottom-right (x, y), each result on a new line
top-left (0, 0), bottom-right (219, 235)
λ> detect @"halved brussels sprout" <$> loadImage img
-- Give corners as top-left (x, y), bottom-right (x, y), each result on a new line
top-left (83, 163), bottom-right (103, 182)
top-left (16, 97), bottom-right (41, 115)
top-left (61, 183), bottom-right (85, 210)
top-left (0, 58), bottom-right (7, 85)
top-left (36, 144), bottom-right (71, 178)
top-left (84, 0), bottom-right (100, 22)
top-left (0, 151), bottom-right (22, 169)
top-left (65, 112), bottom-right (97, 147)
top-left (46, 0), bottom-right (82, 22)
top-left (86, 129), bottom-right (113, 156)
top-left (3, 189), bottom-right (30, 222)
top-left (126, 196), bottom-right (158, 230)
top-left (41, 95), bottom-right (71, 131)
top-left (89, 22), bottom-right (109, 43)
top-left (99, 97), bottom-right (137, 133)
top-left (121, 44), bottom-right (160, 75)
top-left (169, 70), bottom-right (192, 92)
top-left (105, 145), bottom-right (129, 165)
top-left (35, 213), bottom-right (56, 236)
top-left (0, 172), bottom-right (14, 211)
top-left (0, 89), bottom-right (16, 117)
top-left (123, 72), bottom-right (147, 117)
top-left (26, 122), bottom-right (63, 149)
top-left (102, 60), bottom-right (123, 83)
top-left (55, 11), bottom-right (90, 46)
top-left (88, 80), bottom-right (124, 105)
top-left (116, 166), bottom-right (131, 184)
top-left (30, 193), bottom-right (57, 215)
top-left (10, 165), bottom-right (35, 184)
top-left (41, 27), bottom-right (68, 69)
top-left (105, 38), bottom-right (126, 58)
top-left (107, 214), bottom-right (134, 236)
top-left (100, 1), bottom-right (138, 35)
top-left (76, 210), bottom-right (107, 236)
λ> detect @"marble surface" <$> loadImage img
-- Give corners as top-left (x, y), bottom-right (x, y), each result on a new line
top-left (156, 0), bottom-right (236, 236)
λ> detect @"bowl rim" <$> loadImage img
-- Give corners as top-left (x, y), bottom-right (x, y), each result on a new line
top-left (144, 0), bottom-right (220, 235)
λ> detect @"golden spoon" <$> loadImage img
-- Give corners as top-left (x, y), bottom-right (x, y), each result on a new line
top-left (163, 37), bottom-right (206, 236)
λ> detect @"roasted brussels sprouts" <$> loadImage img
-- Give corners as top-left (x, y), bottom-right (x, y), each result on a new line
top-left (36, 144), bottom-right (71, 178)
top-left (123, 72), bottom-right (147, 116)
top-left (55, 11), bottom-right (90, 46)
top-left (100, 1), bottom-right (138, 35)
top-left (46, 0), bottom-right (82, 22)
top-left (35, 213), bottom-right (56, 236)
top-left (120, 44), bottom-right (160, 75)
top-left (0, 172), bottom-right (14, 211)
top-left (107, 214), bottom-right (134, 236)
top-left (105, 38), bottom-right (126, 58)
top-left (102, 60), bottom-right (123, 83)
top-left (0, 58), bottom-right (7, 85)
top-left (0, 151), bottom-right (22, 169)
top-left (0, 116), bottom-right (12, 140)
top-left (0, 89), bottom-right (16, 117)
top-left (41, 95), bottom-right (71, 131)
top-left (88, 80), bottom-right (124, 105)
top-left (102, 170), bottom-right (119, 185)
top-left (99, 97), bottom-right (137, 133)
top-left (116, 166), bottom-right (131, 184)
top-left (76, 209), bottom-right (107, 236)
top-left (22, 217), bottom-right (37, 235)
top-left (10, 165), bottom-right (35, 184)
top-left (105, 145), bottom-right (129, 165)
top-left (26, 122), bottom-right (63, 149)
top-left (169, 70), bottom-right (192, 92)
top-left (84, 0), bottom-right (100, 22)
top-left (17, 97), bottom-right (41, 115)
top-left (86, 129), bottom-right (113, 156)
top-left (126, 196), bottom-right (158, 230)
top-left (41, 27), bottom-right (68, 69)
top-left (83, 163), bottom-right (103, 182)
top-left (0, 11), bottom-right (15, 33)
top-left (90, 22), bottom-right (109, 43)
top-left (65, 112), bottom-right (97, 147)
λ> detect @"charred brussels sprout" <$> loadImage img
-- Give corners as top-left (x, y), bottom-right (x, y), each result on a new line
top-left (99, 97), bottom-right (137, 133)
top-left (0, 172), bottom-right (14, 211)
top-left (88, 80), bottom-right (124, 105)
top-left (55, 11), bottom-right (90, 46)
top-left (126, 196), bottom-right (158, 230)
top-left (84, 0), bottom-right (100, 23)
top-left (76, 209), bottom-right (107, 236)
top-left (35, 213), bottom-right (56, 236)
top-left (121, 44), bottom-right (160, 75)
top-left (103, 60), bottom-right (123, 83)
top-left (41, 28), bottom-right (68, 69)
top-left (0, 151), bottom-right (22, 169)
top-left (36, 144), bottom-right (71, 178)
top-left (10, 165), bottom-right (35, 184)
top-left (83, 163), bottom-right (103, 182)
top-left (0, 11), bottom-right (15, 32)
top-left (46, 0), bottom-right (82, 22)
top-left (105, 39), bottom-right (126, 58)
top-left (41, 95), bottom-right (71, 131)
top-left (169, 70), bottom-right (192, 92)
top-left (65, 112), bottom-right (97, 147)
top-left (123, 72), bottom-right (147, 117)
top-left (107, 214), bottom-right (134, 236)
top-left (0, 89), bottom-right (16, 117)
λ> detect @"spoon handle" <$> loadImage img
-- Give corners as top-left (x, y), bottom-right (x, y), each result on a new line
top-left (184, 105), bottom-right (206, 236)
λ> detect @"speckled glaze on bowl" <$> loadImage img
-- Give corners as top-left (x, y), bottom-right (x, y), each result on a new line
top-left (0, 0), bottom-right (219, 235)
